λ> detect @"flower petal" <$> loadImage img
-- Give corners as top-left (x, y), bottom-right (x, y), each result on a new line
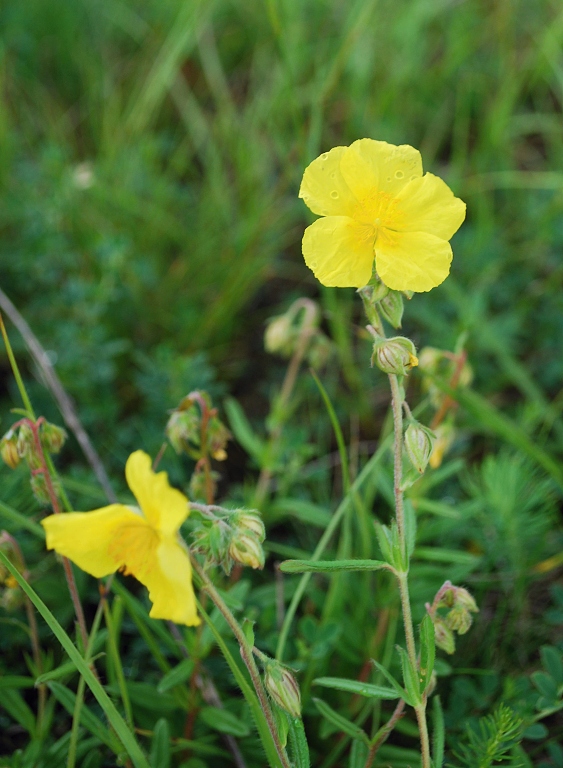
top-left (341, 139), bottom-right (423, 201)
top-left (299, 146), bottom-right (358, 217)
top-left (141, 538), bottom-right (200, 626)
top-left (125, 450), bottom-right (189, 535)
top-left (42, 505), bottom-right (141, 578)
top-left (375, 231), bottom-right (453, 292)
top-left (393, 173), bottom-right (466, 240)
top-left (302, 216), bottom-right (375, 288)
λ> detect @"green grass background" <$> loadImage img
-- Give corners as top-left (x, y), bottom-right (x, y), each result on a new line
top-left (1, 0), bottom-right (563, 765)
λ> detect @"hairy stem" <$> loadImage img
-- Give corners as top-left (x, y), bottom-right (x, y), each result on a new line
top-left (190, 557), bottom-right (292, 768)
top-left (363, 699), bottom-right (405, 768)
top-left (388, 374), bottom-right (431, 768)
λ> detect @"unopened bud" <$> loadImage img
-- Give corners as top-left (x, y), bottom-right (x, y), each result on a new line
top-left (40, 422), bottom-right (67, 454)
top-left (433, 616), bottom-right (455, 655)
top-left (207, 416), bottom-right (231, 461)
top-left (404, 422), bottom-right (435, 474)
top-left (372, 336), bottom-right (418, 376)
top-left (307, 334), bottom-right (332, 369)
top-left (1, 430), bottom-right (20, 469)
top-left (378, 291), bottom-right (404, 329)
top-left (234, 511), bottom-right (265, 541)
top-left (166, 408), bottom-right (200, 454)
top-left (16, 424), bottom-right (35, 460)
top-left (454, 587), bottom-right (478, 614)
top-left (229, 532), bottom-right (265, 570)
top-left (265, 315), bottom-right (295, 356)
top-left (30, 474), bottom-right (53, 505)
top-left (264, 662), bottom-right (301, 718)
top-left (445, 605), bottom-right (473, 635)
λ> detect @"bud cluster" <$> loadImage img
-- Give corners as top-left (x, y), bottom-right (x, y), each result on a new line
top-left (191, 507), bottom-right (266, 574)
top-left (166, 392), bottom-right (231, 462)
top-left (264, 298), bottom-right (332, 367)
top-left (426, 581), bottom-right (479, 655)
top-left (1, 419), bottom-right (67, 505)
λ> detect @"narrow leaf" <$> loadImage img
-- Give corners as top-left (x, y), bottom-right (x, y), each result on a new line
top-left (280, 559), bottom-right (391, 574)
top-left (312, 698), bottom-right (369, 745)
top-left (150, 718), bottom-right (171, 768)
top-left (397, 647), bottom-right (421, 706)
top-left (0, 687), bottom-right (36, 735)
top-left (48, 681), bottom-right (118, 752)
top-left (313, 677), bottom-right (398, 700)
top-left (200, 706), bottom-right (251, 737)
top-left (419, 615), bottom-right (435, 692)
top-left (224, 396), bottom-right (266, 462)
top-left (157, 658), bottom-right (194, 693)
top-left (288, 716), bottom-right (310, 768)
top-left (432, 695), bottom-right (445, 768)
top-left (371, 660), bottom-right (412, 706)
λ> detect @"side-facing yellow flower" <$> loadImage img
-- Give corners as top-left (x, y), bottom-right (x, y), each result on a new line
top-left (299, 139), bottom-right (466, 292)
top-left (41, 451), bottom-right (199, 626)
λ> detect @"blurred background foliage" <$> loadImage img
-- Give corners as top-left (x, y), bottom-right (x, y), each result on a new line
top-left (1, 0), bottom-right (563, 765)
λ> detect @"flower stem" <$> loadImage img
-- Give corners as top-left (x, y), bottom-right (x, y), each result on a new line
top-left (190, 556), bottom-right (292, 768)
top-left (388, 373), bottom-right (431, 768)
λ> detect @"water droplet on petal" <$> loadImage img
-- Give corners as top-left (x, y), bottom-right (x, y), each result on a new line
top-left (395, 170), bottom-right (404, 179)
top-left (321, 153), bottom-right (329, 160)
top-left (386, 176), bottom-right (392, 182)
top-left (330, 172), bottom-right (336, 179)
top-left (410, 175), bottom-right (417, 181)
top-left (330, 190), bottom-right (339, 199)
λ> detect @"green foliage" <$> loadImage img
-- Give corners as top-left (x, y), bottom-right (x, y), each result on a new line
top-left (450, 704), bottom-right (524, 768)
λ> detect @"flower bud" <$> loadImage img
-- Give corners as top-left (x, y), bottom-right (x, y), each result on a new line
top-left (166, 408), bottom-right (200, 454)
top-left (264, 315), bottom-right (295, 356)
top-left (307, 334), bottom-right (333, 369)
top-left (207, 416), bottom-right (231, 461)
top-left (445, 605), bottom-right (473, 635)
top-left (433, 616), bottom-right (455, 655)
top-left (228, 532), bottom-right (265, 570)
top-left (378, 291), bottom-right (404, 329)
top-left (30, 474), bottom-right (52, 505)
top-left (40, 422), bottom-right (67, 454)
top-left (189, 465), bottom-right (219, 502)
top-left (404, 422), bottom-right (435, 474)
top-left (0, 430), bottom-right (20, 469)
top-left (234, 511), bottom-right (266, 541)
top-left (372, 337), bottom-right (418, 376)
top-left (454, 586), bottom-right (478, 614)
top-left (16, 423), bottom-right (35, 460)
top-left (264, 662), bottom-right (301, 718)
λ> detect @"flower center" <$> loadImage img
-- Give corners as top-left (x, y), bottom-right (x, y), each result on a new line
top-left (109, 521), bottom-right (160, 580)
top-left (353, 191), bottom-right (404, 233)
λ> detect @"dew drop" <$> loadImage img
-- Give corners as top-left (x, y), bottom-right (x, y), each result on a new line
top-left (386, 176), bottom-right (392, 182)
top-left (321, 152), bottom-right (329, 160)
top-left (395, 170), bottom-right (404, 179)
top-left (410, 175), bottom-right (417, 181)
top-left (330, 172), bottom-right (337, 179)
top-left (330, 190), bottom-right (339, 199)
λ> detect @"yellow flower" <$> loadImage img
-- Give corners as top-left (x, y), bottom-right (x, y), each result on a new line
top-left (299, 139), bottom-right (466, 292)
top-left (41, 451), bottom-right (199, 626)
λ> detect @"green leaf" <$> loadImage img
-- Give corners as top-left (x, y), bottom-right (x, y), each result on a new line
top-left (531, 671), bottom-right (558, 701)
top-left (432, 695), bottom-right (445, 768)
top-left (200, 706), bottom-right (251, 737)
top-left (242, 618), bottom-right (255, 648)
top-left (0, 687), bottom-right (36, 736)
top-left (288, 715), bottom-right (310, 768)
top-left (48, 681), bottom-right (120, 752)
top-left (157, 658), bottom-right (194, 693)
top-left (0, 550), bottom-right (151, 768)
top-left (224, 396), bottom-right (266, 462)
top-left (312, 698), bottom-right (369, 745)
top-left (150, 718), bottom-right (171, 768)
top-left (279, 559), bottom-right (391, 574)
top-left (371, 660), bottom-right (411, 706)
top-left (397, 647), bottom-right (421, 706)
top-left (313, 677), bottom-right (398, 700)
top-left (0, 676), bottom-right (36, 689)
top-left (541, 646), bottom-right (563, 685)
top-left (419, 615), bottom-right (435, 693)
top-left (271, 498), bottom-right (331, 528)
top-left (349, 738), bottom-right (369, 768)
top-left (404, 500), bottom-right (417, 558)
top-left (0, 499), bottom-right (45, 538)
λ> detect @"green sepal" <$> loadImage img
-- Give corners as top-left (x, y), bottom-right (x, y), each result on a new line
top-left (378, 290), bottom-right (404, 328)
top-left (242, 618), bottom-right (255, 648)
